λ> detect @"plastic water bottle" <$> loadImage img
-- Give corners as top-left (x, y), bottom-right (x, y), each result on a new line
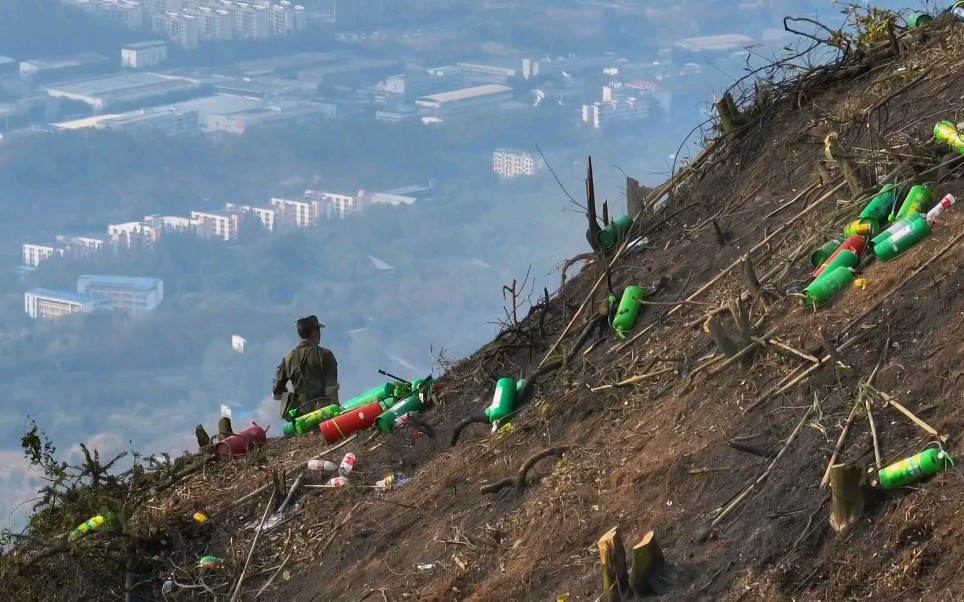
top-left (327, 476), bottom-right (349, 487)
top-left (925, 194), bottom-right (956, 223)
top-left (68, 511), bottom-right (117, 541)
top-left (307, 459), bottom-right (337, 473)
top-left (338, 453), bottom-right (356, 476)
top-left (954, 5), bottom-right (964, 23)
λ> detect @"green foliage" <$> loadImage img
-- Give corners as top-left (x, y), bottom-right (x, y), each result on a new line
top-left (835, 3), bottom-right (898, 52)
top-left (18, 417), bottom-right (138, 543)
top-left (20, 419), bottom-right (59, 472)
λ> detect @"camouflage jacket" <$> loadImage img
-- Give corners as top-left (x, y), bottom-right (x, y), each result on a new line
top-left (273, 341), bottom-right (338, 406)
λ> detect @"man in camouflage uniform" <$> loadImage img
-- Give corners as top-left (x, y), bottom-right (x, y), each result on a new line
top-left (272, 315), bottom-right (340, 420)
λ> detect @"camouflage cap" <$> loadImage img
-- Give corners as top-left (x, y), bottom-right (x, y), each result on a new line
top-left (296, 315), bottom-right (325, 330)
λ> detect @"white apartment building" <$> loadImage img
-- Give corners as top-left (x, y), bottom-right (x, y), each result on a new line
top-left (191, 210), bottom-right (240, 241)
top-left (270, 1), bottom-right (307, 35)
top-left (141, 0), bottom-right (178, 17)
top-left (493, 149), bottom-right (539, 178)
top-left (72, 0), bottom-right (145, 30)
top-left (22, 243), bottom-right (64, 267)
top-left (311, 191), bottom-right (359, 219)
top-left (24, 288), bottom-right (111, 320)
top-left (59, 235), bottom-right (107, 259)
top-left (77, 275), bottom-right (164, 314)
top-left (270, 197), bottom-right (316, 228)
top-left (121, 41), bottom-right (169, 69)
top-left (153, 12), bottom-right (201, 49)
top-left (143, 214), bottom-right (202, 234)
top-left (108, 221), bottom-right (162, 248)
top-left (196, 7), bottom-right (234, 41)
top-left (231, 3), bottom-right (272, 39)
top-left (250, 206), bottom-right (277, 231)
top-left (225, 203), bottom-right (278, 232)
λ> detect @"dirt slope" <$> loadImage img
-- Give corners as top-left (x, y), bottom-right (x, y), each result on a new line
top-left (7, 14), bottom-right (964, 602)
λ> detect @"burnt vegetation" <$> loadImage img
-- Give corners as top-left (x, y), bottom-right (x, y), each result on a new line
top-left (5, 6), bottom-right (964, 602)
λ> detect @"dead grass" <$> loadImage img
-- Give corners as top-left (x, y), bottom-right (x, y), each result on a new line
top-left (8, 12), bottom-right (964, 602)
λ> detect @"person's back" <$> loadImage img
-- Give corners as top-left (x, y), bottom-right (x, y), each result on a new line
top-left (273, 315), bottom-right (339, 419)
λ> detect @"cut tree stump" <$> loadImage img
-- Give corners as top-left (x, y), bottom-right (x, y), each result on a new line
top-left (598, 526), bottom-right (629, 602)
top-left (715, 92), bottom-right (748, 142)
top-left (824, 132), bottom-right (868, 196)
top-left (829, 464), bottom-right (864, 534)
top-left (629, 531), bottom-right (665, 596)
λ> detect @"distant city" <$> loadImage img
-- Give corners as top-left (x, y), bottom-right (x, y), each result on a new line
top-left (0, 1), bottom-right (803, 324)
top-left (0, 1), bottom-right (789, 141)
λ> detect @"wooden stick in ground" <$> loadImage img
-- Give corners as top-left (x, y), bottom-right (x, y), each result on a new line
top-left (230, 497), bottom-right (274, 602)
top-left (706, 325), bottom-right (780, 377)
top-left (598, 526), bottom-right (629, 602)
top-left (615, 367), bottom-right (676, 387)
top-left (317, 503), bottom-right (359, 555)
top-left (819, 339), bottom-right (889, 489)
top-left (872, 389), bottom-right (948, 444)
top-left (829, 464), bottom-right (865, 534)
top-left (761, 338), bottom-right (819, 363)
top-left (275, 473), bottom-right (304, 516)
top-left (256, 554), bottom-right (290, 598)
top-left (864, 392), bottom-right (883, 470)
top-left (819, 328), bottom-right (846, 365)
top-left (744, 329), bottom-right (871, 412)
top-left (696, 403), bottom-right (814, 543)
top-left (629, 531), bottom-right (664, 596)
top-left (820, 401), bottom-right (862, 489)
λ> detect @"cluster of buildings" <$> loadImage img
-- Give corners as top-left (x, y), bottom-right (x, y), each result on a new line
top-left (25, 275), bottom-right (164, 319)
top-left (21, 182), bottom-right (436, 273)
top-left (0, 10), bottom-right (787, 148)
top-left (18, 183), bottom-right (428, 320)
top-left (66, 0), bottom-right (309, 49)
top-left (580, 80), bottom-right (673, 130)
top-left (492, 149), bottom-right (539, 179)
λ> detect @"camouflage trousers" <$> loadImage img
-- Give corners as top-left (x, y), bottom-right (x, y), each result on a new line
top-left (280, 393), bottom-right (331, 421)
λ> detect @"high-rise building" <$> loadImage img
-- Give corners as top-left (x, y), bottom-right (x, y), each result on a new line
top-left (74, 0), bottom-right (145, 30)
top-left (229, 3), bottom-right (272, 39)
top-left (142, 0), bottom-right (183, 17)
top-left (190, 210), bottom-right (241, 241)
top-left (270, 1), bottom-right (307, 35)
top-left (153, 12), bottom-right (201, 49)
top-left (195, 7), bottom-right (234, 41)
top-left (270, 197), bottom-right (317, 227)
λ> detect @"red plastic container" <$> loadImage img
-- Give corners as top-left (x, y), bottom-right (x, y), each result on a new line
top-left (319, 401), bottom-right (384, 444)
top-left (813, 235), bottom-right (867, 277)
top-left (216, 422), bottom-right (269, 457)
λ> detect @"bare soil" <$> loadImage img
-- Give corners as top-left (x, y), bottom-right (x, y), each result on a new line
top-left (8, 15), bottom-right (964, 602)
